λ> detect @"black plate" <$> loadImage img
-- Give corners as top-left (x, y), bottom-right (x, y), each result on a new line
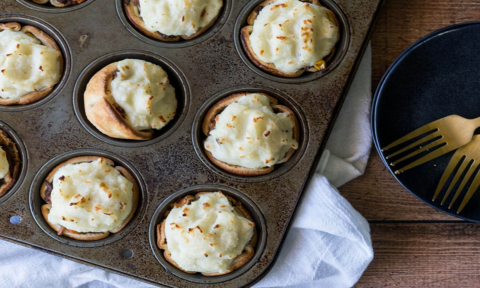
top-left (372, 22), bottom-right (480, 222)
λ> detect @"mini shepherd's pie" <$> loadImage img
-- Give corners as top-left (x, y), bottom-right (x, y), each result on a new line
top-left (0, 129), bottom-right (21, 198)
top-left (40, 157), bottom-right (139, 241)
top-left (85, 59), bottom-right (177, 140)
top-left (202, 93), bottom-right (299, 176)
top-left (32, 0), bottom-right (87, 7)
top-left (241, 0), bottom-right (340, 77)
top-left (124, 0), bottom-right (224, 41)
top-left (0, 22), bottom-right (63, 105)
top-left (157, 192), bottom-right (256, 275)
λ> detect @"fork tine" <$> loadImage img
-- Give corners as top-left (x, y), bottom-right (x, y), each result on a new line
top-left (440, 157), bottom-right (470, 205)
top-left (394, 145), bottom-right (452, 174)
top-left (457, 168), bottom-right (480, 214)
top-left (448, 162), bottom-right (478, 209)
top-left (432, 152), bottom-right (466, 201)
top-left (382, 125), bottom-right (438, 152)
top-left (386, 131), bottom-right (441, 159)
top-left (390, 139), bottom-right (444, 166)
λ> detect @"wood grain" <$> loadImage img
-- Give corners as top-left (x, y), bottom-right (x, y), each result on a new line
top-left (356, 223), bottom-right (480, 287)
top-left (340, 152), bottom-right (458, 221)
top-left (338, 0), bottom-right (480, 286)
top-left (339, 0), bottom-right (480, 221)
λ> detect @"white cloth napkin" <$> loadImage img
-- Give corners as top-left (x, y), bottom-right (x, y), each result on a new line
top-left (255, 44), bottom-right (373, 288)
top-left (0, 44), bottom-right (373, 288)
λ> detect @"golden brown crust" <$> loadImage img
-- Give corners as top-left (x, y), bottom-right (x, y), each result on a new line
top-left (124, 0), bottom-right (223, 41)
top-left (0, 130), bottom-right (21, 198)
top-left (0, 23), bottom-right (64, 106)
top-left (205, 151), bottom-right (274, 176)
top-left (32, 0), bottom-right (87, 7)
top-left (241, 0), bottom-right (339, 77)
top-left (157, 192), bottom-right (257, 276)
top-left (202, 92), bottom-right (300, 176)
top-left (84, 62), bottom-right (154, 140)
top-left (40, 156), bottom-right (139, 241)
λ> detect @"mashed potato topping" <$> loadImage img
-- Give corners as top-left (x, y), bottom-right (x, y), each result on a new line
top-left (249, 0), bottom-right (339, 73)
top-left (48, 158), bottom-right (134, 233)
top-left (139, 0), bottom-right (223, 36)
top-left (205, 94), bottom-right (298, 169)
top-left (0, 29), bottom-right (61, 100)
top-left (109, 59), bottom-right (177, 131)
top-left (165, 192), bottom-right (255, 273)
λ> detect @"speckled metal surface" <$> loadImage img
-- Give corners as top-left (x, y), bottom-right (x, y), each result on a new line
top-left (0, 0), bottom-right (383, 286)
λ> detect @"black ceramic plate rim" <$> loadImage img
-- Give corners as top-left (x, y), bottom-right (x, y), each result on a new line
top-left (371, 22), bottom-right (480, 222)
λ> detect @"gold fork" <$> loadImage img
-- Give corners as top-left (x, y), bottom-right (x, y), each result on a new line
top-left (433, 135), bottom-right (480, 214)
top-left (382, 115), bottom-right (480, 174)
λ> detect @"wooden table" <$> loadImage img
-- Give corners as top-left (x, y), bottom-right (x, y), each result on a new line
top-left (340, 0), bottom-right (480, 286)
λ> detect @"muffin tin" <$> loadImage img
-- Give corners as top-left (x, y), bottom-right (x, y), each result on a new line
top-left (1, 0), bottom-right (383, 286)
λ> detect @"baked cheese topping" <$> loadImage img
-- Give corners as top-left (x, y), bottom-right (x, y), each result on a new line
top-left (109, 59), bottom-right (177, 131)
top-left (139, 0), bottom-right (223, 36)
top-left (165, 192), bottom-right (254, 273)
top-left (204, 94), bottom-right (298, 169)
top-left (0, 147), bottom-right (9, 180)
top-left (249, 0), bottom-right (339, 73)
top-left (0, 29), bottom-right (62, 100)
top-left (48, 158), bottom-right (134, 233)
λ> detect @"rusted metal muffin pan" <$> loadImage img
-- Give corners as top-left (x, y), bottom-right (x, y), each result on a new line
top-left (1, 0), bottom-right (383, 287)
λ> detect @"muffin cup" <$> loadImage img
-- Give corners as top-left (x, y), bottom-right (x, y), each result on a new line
top-left (116, 0), bottom-right (233, 48)
top-left (16, 0), bottom-right (95, 13)
top-left (234, 0), bottom-right (351, 84)
top-left (73, 50), bottom-right (190, 147)
top-left (0, 120), bottom-right (28, 205)
top-left (192, 85), bottom-right (308, 183)
top-left (149, 184), bottom-right (267, 284)
top-left (29, 149), bottom-right (148, 247)
top-left (0, 15), bottom-right (71, 112)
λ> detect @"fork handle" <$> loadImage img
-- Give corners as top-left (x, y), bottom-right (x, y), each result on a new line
top-left (472, 117), bottom-right (480, 127)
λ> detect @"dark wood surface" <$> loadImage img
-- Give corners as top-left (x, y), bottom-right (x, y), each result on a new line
top-left (339, 0), bottom-right (480, 286)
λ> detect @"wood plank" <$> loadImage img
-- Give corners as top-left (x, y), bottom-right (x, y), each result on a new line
top-left (339, 152), bottom-right (458, 221)
top-left (338, 0), bottom-right (480, 221)
top-left (356, 223), bottom-right (480, 287)
top-left (342, 0), bottom-right (480, 286)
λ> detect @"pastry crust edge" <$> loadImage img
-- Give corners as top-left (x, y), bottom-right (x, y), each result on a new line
top-left (202, 92), bottom-right (300, 176)
top-left (0, 130), bottom-right (21, 198)
top-left (40, 156), bottom-right (140, 241)
top-left (32, 0), bottom-right (87, 7)
top-left (84, 62), bottom-right (155, 140)
top-left (156, 192), bottom-right (257, 276)
top-left (124, 0), bottom-right (223, 42)
top-left (0, 22), bottom-right (64, 106)
top-left (240, 0), bottom-right (339, 78)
